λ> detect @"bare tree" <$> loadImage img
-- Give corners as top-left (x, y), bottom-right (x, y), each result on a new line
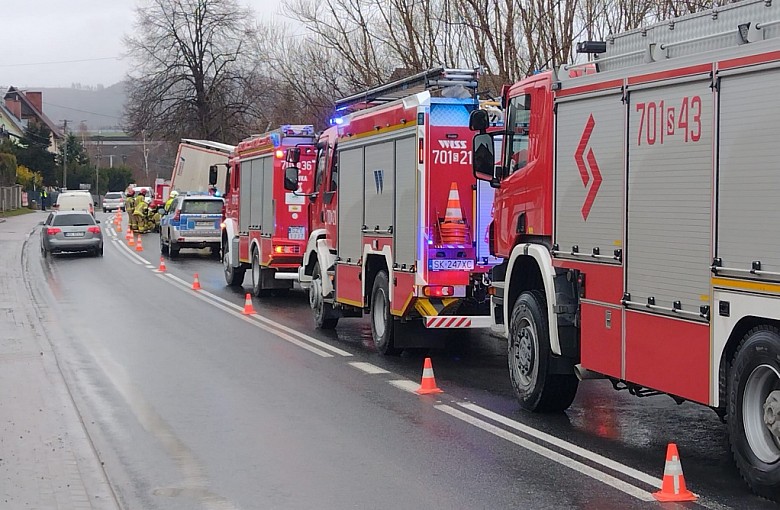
top-left (124, 0), bottom-right (259, 143)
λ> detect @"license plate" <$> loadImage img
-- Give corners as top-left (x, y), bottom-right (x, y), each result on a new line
top-left (429, 259), bottom-right (474, 271)
top-left (195, 221), bottom-right (214, 229)
top-left (288, 226), bottom-right (305, 240)
top-left (64, 232), bottom-right (84, 237)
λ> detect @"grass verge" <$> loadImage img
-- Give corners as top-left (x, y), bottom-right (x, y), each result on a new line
top-left (0, 207), bottom-right (38, 218)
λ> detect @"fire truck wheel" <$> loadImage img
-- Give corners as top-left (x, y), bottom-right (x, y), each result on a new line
top-left (508, 290), bottom-right (578, 413)
top-left (223, 239), bottom-right (245, 287)
top-left (310, 261), bottom-right (338, 329)
top-left (371, 271), bottom-right (401, 355)
top-left (251, 249), bottom-right (271, 297)
top-left (728, 325), bottom-right (780, 500)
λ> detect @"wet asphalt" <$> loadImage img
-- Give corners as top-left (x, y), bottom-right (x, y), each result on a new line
top-left (24, 212), bottom-right (777, 509)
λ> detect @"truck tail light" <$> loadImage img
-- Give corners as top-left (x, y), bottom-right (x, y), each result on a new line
top-left (46, 227), bottom-right (61, 235)
top-left (274, 245), bottom-right (299, 254)
top-left (423, 285), bottom-right (454, 297)
top-left (87, 226), bottom-right (101, 234)
top-left (275, 149), bottom-right (285, 159)
top-left (418, 138), bottom-right (424, 164)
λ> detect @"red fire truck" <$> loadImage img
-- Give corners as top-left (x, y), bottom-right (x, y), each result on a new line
top-left (284, 69), bottom-right (494, 354)
top-left (222, 125), bottom-right (317, 295)
top-left (470, 1), bottom-right (780, 498)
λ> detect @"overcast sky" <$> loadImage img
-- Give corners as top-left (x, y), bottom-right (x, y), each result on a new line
top-left (0, 0), bottom-right (285, 88)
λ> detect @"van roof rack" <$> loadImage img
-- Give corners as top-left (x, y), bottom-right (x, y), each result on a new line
top-left (335, 67), bottom-right (481, 112)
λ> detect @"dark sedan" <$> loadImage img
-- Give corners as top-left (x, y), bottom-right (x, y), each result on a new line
top-left (41, 211), bottom-right (104, 257)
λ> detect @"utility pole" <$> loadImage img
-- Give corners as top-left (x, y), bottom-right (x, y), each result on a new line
top-left (61, 119), bottom-right (71, 190)
top-left (142, 129), bottom-right (150, 179)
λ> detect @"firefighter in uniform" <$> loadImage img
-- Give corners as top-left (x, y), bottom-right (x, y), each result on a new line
top-left (164, 190), bottom-right (178, 212)
top-left (125, 188), bottom-right (137, 232)
top-left (134, 189), bottom-right (148, 233)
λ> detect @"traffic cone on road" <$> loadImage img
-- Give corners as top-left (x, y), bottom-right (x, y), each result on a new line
top-left (125, 227), bottom-right (132, 240)
top-left (653, 443), bottom-right (697, 502)
top-left (439, 182), bottom-right (468, 246)
top-left (128, 234), bottom-right (135, 246)
top-left (242, 293), bottom-right (256, 315)
top-left (192, 273), bottom-right (202, 291)
top-left (135, 234), bottom-right (144, 252)
top-left (415, 357), bottom-right (443, 395)
top-left (157, 257), bottom-right (166, 272)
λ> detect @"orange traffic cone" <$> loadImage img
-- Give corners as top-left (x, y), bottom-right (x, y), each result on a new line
top-left (128, 234), bottom-right (135, 246)
top-left (125, 227), bottom-right (132, 240)
top-left (415, 357), bottom-right (443, 395)
top-left (192, 273), bottom-right (202, 291)
top-left (653, 443), bottom-right (697, 502)
top-left (439, 182), bottom-right (468, 245)
top-left (115, 221), bottom-right (122, 232)
top-left (135, 234), bottom-right (143, 252)
top-left (157, 257), bottom-right (166, 272)
top-left (242, 293), bottom-right (256, 315)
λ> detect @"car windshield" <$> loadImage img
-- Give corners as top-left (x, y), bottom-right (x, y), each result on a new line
top-left (181, 200), bottom-right (222, 214)
top-left (105, 193), bottom-right (122, 199)
top-left (52, 214), bottom-right (95, 226)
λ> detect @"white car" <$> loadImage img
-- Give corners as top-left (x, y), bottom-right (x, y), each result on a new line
top-left (55, 192), bottom-right (95, 216)
top-left (102, 192), bottom-right (125, 213)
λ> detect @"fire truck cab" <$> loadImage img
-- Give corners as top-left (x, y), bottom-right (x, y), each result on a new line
top-left (285, 68), bottom-right (495, 353)
top-left (471, 0), bottom-right (780, 498)
top-left (222, 126), bottom-right (317, 295)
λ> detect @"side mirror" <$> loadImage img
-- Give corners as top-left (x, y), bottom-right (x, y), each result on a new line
top-left (284, 166), bottom-right (299, 192)
top-left (96, 220), bottom-right (101, 224)
top-left (286, 147), bottom-right (301, 164)
top-left (472, 133), bottom-right (496, 181)
top-left (469, 109), bottom-right (490, 132)
top-left (208, 165), bottom-right (219, 186)
top-left (38, 221), bottom-right (44, 226)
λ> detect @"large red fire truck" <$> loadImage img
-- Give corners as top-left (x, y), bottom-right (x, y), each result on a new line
top-left (222, 126), bottom-right (317, 295)
top-left (284, 69), bottom-right (494, 354)
top-left (470, 0), bottom-right (780, 498)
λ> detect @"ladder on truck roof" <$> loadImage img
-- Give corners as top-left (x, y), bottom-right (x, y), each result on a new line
top-left (567, 0), bottom-right (780, 75)
top-left (334, 67), bottom-right (480, 113)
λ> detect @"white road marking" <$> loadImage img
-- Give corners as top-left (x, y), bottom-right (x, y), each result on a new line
top-left (458, 402), bottom-right (661, 488)
top-left (163, 273), bottom-right (352, 357)
top-left (388, 380), bottom-right (420, 393)
top-left (157, 274), bottom-right (333, 358)
top-left (114, 237), bottom-right (150, 265)
top-left (348, 362), bottom-right (390, 374)
top-left (145, 265), bottom-right (155, 269)
top-left (436, 404), bottom-right (656, 502)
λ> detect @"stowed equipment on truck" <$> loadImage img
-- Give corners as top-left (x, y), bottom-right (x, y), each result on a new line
top-left (283, 68), bottom-right (496, 354)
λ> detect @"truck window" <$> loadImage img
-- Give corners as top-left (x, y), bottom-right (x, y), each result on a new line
top-left (315, 145), bottom-right (328, 191)
top-left (505, 94), bottom-right (531, 174)
top-left (330, 149), bottom-right (338, 192)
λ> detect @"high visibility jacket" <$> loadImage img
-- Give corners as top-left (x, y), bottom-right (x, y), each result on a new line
top-left (164, 197), bottom-right (174, 212)
top-left (134, 198), bottom-right (148, 216)
top-left (125, 195), bottom-right (136, 212)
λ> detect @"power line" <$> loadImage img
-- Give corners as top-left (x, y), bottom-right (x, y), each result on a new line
top-left (0, 56), bottom-right (123, 68)
top-left (43, 102), bottom-right (122, 120)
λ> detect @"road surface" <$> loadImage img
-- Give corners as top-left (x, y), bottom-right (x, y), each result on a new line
top-left (3, 211), bottom-right (774, 509)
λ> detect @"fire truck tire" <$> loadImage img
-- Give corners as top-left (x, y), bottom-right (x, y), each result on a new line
top-left (310, 261), bottom-right (338, 329)
top-left (508, 290), bottom-right (578, 413)
top-left (728, 325), bottom-right (780, 500)
top-left (371, 270), bottom-right (401, 355)
top-left (251, 249), bottom-right (271, 297)
top-left (223, 240), bottom-right (245, 287)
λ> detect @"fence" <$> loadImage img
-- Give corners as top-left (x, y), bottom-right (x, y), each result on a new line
top-left (0, 185), bottom-right (22, 212)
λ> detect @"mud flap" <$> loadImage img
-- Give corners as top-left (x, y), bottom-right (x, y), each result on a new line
top-left (392, 319), bottom-right (447, 350)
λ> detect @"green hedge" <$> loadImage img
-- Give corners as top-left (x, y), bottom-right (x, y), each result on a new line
top-left (0, 153), bottom-right (17, 187)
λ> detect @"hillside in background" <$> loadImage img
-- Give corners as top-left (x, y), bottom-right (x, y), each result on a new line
top-left (26, 82), bottom-right (126, 132)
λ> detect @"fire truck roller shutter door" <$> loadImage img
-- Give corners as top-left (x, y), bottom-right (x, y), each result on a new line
top-left (717, 68), bottom-right (780, 278)
top-left (249, 158), bottom-right (267, 231)
top-left (364, 141), bottom-right (395, 233)
top-left (554, 93), bottom-right (624, 260)
top-left (239, 160), bottom-right (252, 233)
top-left (394, 136), bottom-right (417, 269)
top-left (262, 157), bottom-right (274, 236)
top-left (338, 147), bottom-right (365, 263)
top-left (626, 79), bottom-right (713, 314)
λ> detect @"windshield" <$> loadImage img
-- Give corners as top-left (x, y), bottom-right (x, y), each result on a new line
top-left (105, 193), bottom-right (122, 199)
top-left (181, 200), bottom-right (223, 214)
top-left (504, 94), bottom-right (531, 174)
top-left (52, 213), bottom-right (95, 226)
